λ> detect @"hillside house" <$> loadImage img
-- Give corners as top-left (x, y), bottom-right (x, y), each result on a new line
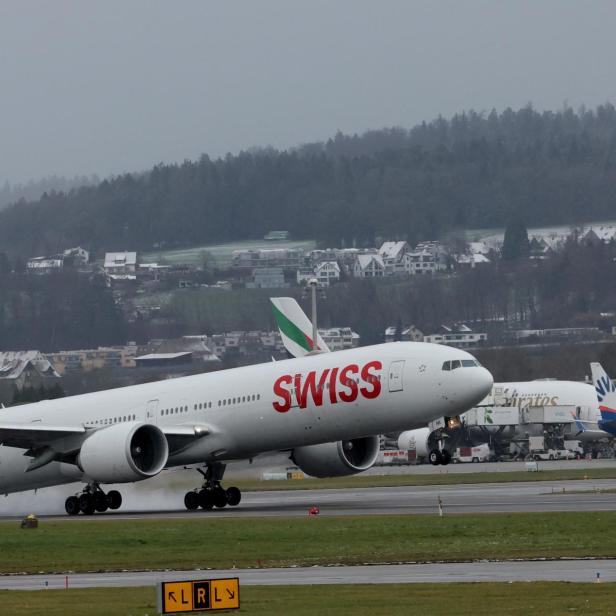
top-left (379, 241), bottom-right (410, 275)
top-left (353, 254), bottom-right (385, 278)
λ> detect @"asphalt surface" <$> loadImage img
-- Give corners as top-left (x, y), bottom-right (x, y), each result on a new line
top-left (2, 478), bottom-right (616, 591)
top-left (1, 560), bottom-right (615, 590)
top-left (3, 478), bottom-right (615, 522)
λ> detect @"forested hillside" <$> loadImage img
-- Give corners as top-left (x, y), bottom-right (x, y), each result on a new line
top-left (1, 104), bottom-right (616, 258)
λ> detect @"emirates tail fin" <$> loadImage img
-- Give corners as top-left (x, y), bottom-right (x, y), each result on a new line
top-left (270, 297), bottom-right (330, 358)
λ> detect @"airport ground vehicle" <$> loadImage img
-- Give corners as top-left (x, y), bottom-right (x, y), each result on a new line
top-left (453, 443), bottom-right (493, 463)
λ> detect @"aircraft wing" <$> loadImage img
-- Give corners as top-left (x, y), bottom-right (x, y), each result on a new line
top-left (0, 423), bottom-right (212, 458)
top-left (270, 297), bottom-right (330, 357)
top-left (0, 423), bottom-right (86, 450)
top-left (162, 424), bottom-right (211, 453)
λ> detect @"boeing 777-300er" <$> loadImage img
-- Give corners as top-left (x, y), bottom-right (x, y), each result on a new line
top-left (0, 308), bottom-right (492, 516)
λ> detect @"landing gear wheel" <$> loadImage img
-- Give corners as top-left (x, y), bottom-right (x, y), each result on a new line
top-left (429, 449), bottom-right (443, 466)
top-left (199, 489), bottom-right (214, 510)
top-left (78, 493), bottom-right (95, 515)
top-left (184, 491), bottom-right (199, 511)
top-left (107, 490), bottom-right (122, 510)
top-left (65, 496), bottom-right (79, 516)
top-left (213, 486), bottom-right (228, 508)
top-left (441, 450), bottom-right (452, 466)
top-left (226, 487), bottom-right (241, 507)
top-left (94, 492), bottom-right (108, 513)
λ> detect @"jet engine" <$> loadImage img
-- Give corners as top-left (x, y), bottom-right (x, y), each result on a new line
top-left (78, 422), bottom-right (168, 483)
top-left (397, 427), bottom-right (431, 458)
top-left (292, 436), bottom-right (379, 478)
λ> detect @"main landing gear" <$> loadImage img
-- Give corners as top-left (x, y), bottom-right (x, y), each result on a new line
top-left (65, 484), bottom-right (122, 516)
top-left (183, 463), bottom-right (242, 511)
top-left (429, 448), bottom-right (452, 466)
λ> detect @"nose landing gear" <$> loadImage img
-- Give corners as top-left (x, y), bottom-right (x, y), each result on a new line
top-left (65, 484), bottom-right (122, 516)
top-left (184, 463), bottom-right (242, 511)
top-left (429, 448), bottom-right (452, 466)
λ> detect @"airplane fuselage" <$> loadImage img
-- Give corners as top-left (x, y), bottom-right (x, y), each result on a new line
top-left (0, 342), bottom-right (492, 495)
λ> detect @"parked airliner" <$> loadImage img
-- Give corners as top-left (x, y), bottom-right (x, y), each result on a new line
top-left (397, 376), bottom-right (611, 464)
top-left (0, 312), bottom-right (492, 515)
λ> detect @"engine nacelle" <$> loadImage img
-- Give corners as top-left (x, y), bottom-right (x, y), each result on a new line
top-left (292, 436), bottom-right (380, 478)
top-left (397, 427), bottom-right (431, 458)
top-left (78, 422), bottom-right (168, 483)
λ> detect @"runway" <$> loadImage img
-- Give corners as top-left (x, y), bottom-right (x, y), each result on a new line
top-left (1, 478), bottom-right (615, 522)
top-left (1, 560), bottom-right (614, 590)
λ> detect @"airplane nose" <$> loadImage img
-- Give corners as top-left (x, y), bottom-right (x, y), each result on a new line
top-left (477, 367), bottom-right (494, 398)
top-left (456, 366), bottom-right (493, 410)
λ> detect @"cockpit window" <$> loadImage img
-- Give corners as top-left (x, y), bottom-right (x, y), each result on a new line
top-left (443, 359), bottom-right (480, 370)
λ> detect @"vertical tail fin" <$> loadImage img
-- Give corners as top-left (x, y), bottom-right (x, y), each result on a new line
top-left (590, 362), bottom-right (616, 423)
top-left (270, 297), bottom-right (330, 358)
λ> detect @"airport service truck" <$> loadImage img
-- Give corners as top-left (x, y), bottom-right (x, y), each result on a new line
top-left (453, 443), bottom-right (493, 463)
top-left (529, 436), bottom-right (556, 460)
top-left (559, 440), bottom-right (584, 460)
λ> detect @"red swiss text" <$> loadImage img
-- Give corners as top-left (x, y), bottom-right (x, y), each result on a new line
top-left (272, 360), bottom-right (382, 413)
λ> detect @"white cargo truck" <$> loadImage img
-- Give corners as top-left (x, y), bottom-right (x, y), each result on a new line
top-left (453, 443), bottom-right (493, 463)
top-left (528, 436), bottom-right (560, 460)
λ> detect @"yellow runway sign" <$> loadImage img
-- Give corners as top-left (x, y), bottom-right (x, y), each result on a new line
top-left (158, 578), bottom-right (239, 613)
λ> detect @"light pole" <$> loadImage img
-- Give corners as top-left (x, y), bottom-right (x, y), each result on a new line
top-left (302, 277), bottom-right (326, 352)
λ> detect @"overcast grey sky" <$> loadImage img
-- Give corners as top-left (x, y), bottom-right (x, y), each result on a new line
top-left (1, 0), bottom-right (615, 184)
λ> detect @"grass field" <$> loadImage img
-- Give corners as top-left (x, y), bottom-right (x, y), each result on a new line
top-left (3, 583), bottom-right (616, 616)
top-left (2, 512), bottom-right (616, 574)
top-left (230, 466), bottom-right (616, 491)
top-left (141, 239), bottom-right (316, 268)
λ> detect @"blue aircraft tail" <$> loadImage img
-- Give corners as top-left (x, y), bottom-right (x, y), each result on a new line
top-left (590, 362), bottom-right (616, 434)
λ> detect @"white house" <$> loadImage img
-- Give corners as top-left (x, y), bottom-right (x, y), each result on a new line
top-left (455, 253), bottom-right (491, 269)
top-left (384, 325), bottom-right (424, 342)
top-left (424, 324), bottom-right (487, 348)
top-left (314, 261), bottom-right (340, 286)
top-left (353, 254), bottom-right (385, 278)
top-left (296, 267), bottom-right (314, 286)
top-left (26, 256), bottom-right (63, 273)
top-left (63, 246), bottom-right (90, 266)
top-left (319, 327), bottom-right (360, 351)
top-left (404, 250), bottom-right (438, 275)
top-left (104, 252), bottom-right (137, 274)
top-left (379, 241), bottom-right (410, 276)
top-left (0, 351), bottom-right (60, 388)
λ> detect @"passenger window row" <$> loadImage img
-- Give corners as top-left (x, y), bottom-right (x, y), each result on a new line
top-left (219, 394), bottom-right (260, 407)
top-left (161, 406), bottom-right (189, 416)
top-left (92, 414), bottom-right (137, 426)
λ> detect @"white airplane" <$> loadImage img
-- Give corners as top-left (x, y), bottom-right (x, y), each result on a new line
top-left (590, 362), bottom-right (616, 437)
top-left (397, 376), bottom-right (610, 463)
top-left (0, 299), bottom-right (492, 516)
top-left (271, 298), bottom-right (614, 464)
